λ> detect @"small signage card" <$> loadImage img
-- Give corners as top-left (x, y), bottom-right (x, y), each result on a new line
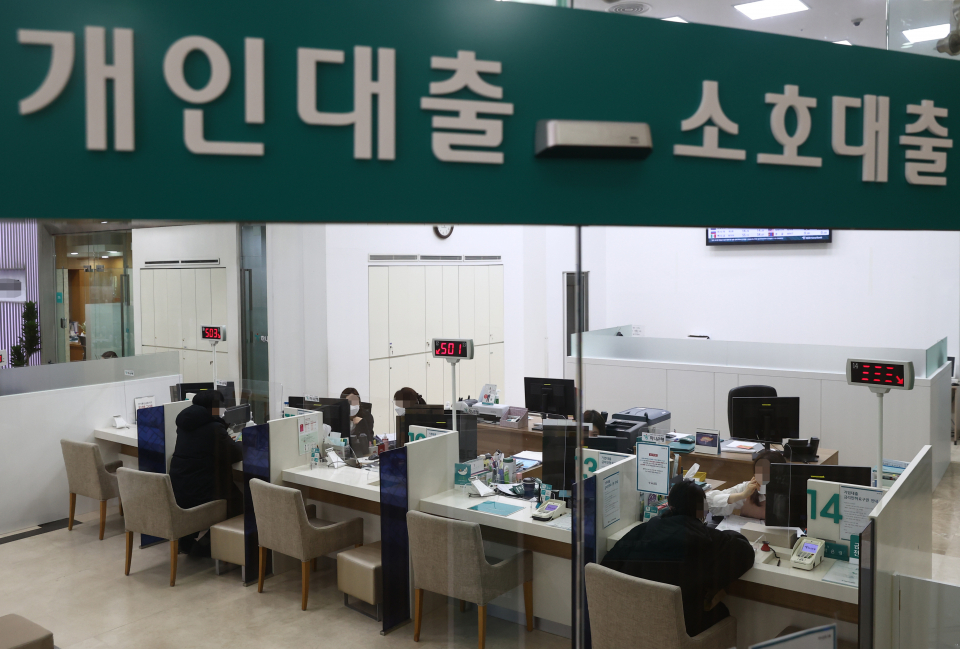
top-left (695, 429), bottom-right (720, 455)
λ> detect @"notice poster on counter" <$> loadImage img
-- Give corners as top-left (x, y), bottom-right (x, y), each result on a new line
top-left (298, 414), bottom-right (321, 456)
top-left (602, 471), bottom-right (621, 529)
top-left (636, 443), bottom-right (670, 495)
top-left (840, 485), bottom-right (883, 541)
top-left (598, 452), bottom-right (621, 469)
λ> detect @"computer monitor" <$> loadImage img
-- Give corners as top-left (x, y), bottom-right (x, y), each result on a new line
top-left (223, 404), bottom-right (251, 427)
top-left (400, 409), bottom-right (478, 462)
top-left (765, 464), bottom-right (872, 528)
top-left (586, 435), bottom-right (632, 454)
top-left (542, 421), bottom-right (579, 499)
top-left (178, 382), bottom-right (236, 407)
top-left (729, 396), bottom-right (799, 448)
top-left (524, 377), bottom-right (576, 418)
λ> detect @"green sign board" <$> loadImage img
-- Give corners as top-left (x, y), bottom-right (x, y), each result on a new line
top-left (2, 0), bottom-right (959, 228)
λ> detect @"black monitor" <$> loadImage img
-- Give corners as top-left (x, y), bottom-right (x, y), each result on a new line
top-left (765, 463), bottom-right (872, 529)
top-left (542, 421), bottom-right (578, 499)
top-left (524, 377), bottom-right (576, 418)
top-left (401, 410), bottom-right (478, 462)
top-left (289, 397), bottom-right (351, 437)
top-left (223, 404), bottom-right (251, 426)
top-left (178, 382), bottom-right (236, 407)
top-left (729, 396), bottom-right (799, 448)
top-left (586, 435), bottom-right (632, 454)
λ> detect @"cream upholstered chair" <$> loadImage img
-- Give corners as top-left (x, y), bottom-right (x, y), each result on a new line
top-left (116, 468), bottom-right (228, 586)
top-left (584, 563), bottom-right (737, 649)
top-left (248, 478), bottom-right (363, 611)
top-left (407, 510), bottom-right (533, 649)
top-left (60, 439), bottom-right (123, 540)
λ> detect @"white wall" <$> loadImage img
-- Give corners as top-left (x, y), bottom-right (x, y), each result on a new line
top-left (0, 375), bottom-right (177, 535)
top-left (132, 224), bottom-right (241, 384)
top-left (592, 227), bottom-right (960, 359)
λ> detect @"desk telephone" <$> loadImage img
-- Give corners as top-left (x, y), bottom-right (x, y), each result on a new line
top-left (790, 537), bottom-right (825, 570)
top-left (532, 499), bottom-right (567, 521)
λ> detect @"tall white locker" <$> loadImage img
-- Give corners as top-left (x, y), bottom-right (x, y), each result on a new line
top-left (473, 266), bottom-right (490, 345)
top-left (425, 266), bottom-right (443, 353)
top-left (388, 266), bottom-right (426, 357)
top-left (473, 344), bottom-right (490, 393)
top-left (489, 265), bottom-right (504, 344)
top-left (153, 269), bottom-right (170, 348)
top-left (181, 269), bottom-right (197, 350)
top-left (369, 358), bottom-right (390, 438)
top-left (167, 269), bottom-right (183, 349)
top-left (211, 268), bottom-right (228, 331)
top-left (442, 266), bottom-right (459, 338)
top-left (489, 343), bottom-right (504, 400)
top-left (369, 267), bottom-right (389, 359)
top-left (425, 354), bottom-right (444, 405)
top-left (141, 270), bottom-right (155, 348)
top-left (458, 356), bottom-right (476, 401)
top-left (458, 266), bottom-right (475, 340)
top-left (195, 269), bottom-right (213, 331)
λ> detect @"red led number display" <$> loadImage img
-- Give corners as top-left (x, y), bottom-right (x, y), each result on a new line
top-left (433, 340), bottom-right (467, 358)
top-left (201, 327), bottom-right (222, 340)
top-left (850, 361), bottom-right (905, 386)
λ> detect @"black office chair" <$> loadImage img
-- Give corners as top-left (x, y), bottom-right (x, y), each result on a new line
top-left (727, 385), bottom-right (777, 439)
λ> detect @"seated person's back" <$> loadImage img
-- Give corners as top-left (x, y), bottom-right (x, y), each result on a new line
top-left (601, 480), bottom-right (755, 637)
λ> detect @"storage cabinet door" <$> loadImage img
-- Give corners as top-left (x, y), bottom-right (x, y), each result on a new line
top-left (489, 343), bottom-right (504, 400)
top-left (426, 354), bottom-right (444, 405)
top-left (211, 268), bottom-right (228, 332)
top-left (458, 266), bottom-right (475, 341)
top-left (442, 266), bottom-right (459, 339)
top-left (489, 265), bottom-right (504, 344)
top-left (140, 270), bottom-right (155, 347)
top-left (473, 266), bottom-right (490, 345)
top-left (369, 358), bottom-right (390, 439)
top-left (180, 269), bottom-right (197, 350)
top-left (472, 343), bottom-right (490, 393)
top-left (369, 267), bottom-right (390, 360)
top-left (195, 269), bottom-right (213, 340)
top-left (388, 266), bottom-right (426, 357)
top-left (425, 266), bottom-right (443, 355)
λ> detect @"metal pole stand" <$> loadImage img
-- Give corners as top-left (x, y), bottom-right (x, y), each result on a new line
top-left (870, 386), bottom-right (890, 487)
top-left (448, 358), bottom-right (459, 432)
top-left (211, 340), bottom-right (219, 387)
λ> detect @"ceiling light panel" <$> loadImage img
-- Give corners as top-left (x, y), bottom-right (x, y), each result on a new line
top-left (902, 24), bottom-right (950, 43)
top-left (662, 16), bottom-right (688, 23)
top-left (734, 0), bottom-right (809, 21)
top-left (833, 40), bottom-right (852, 45)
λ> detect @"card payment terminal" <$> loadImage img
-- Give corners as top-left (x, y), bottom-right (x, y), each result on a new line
top-left (532, 500), bottom-right (567, 521)
top-left (790, 537), bottom-right (826, 570)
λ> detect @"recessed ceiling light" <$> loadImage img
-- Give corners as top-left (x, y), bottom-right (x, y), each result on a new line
top-left (734, 0), bottom-right (808, 20)
top-left (101, 221), bottom-right (108, 224)
top-left (902, 24), bottom-right (950, 43)
top-left (108, 251), bottom-right (119, 254)
top-left (833, 40), bottom-right (852, 45)
top-left (69, 252), bottom-right (78, 255)
top-left (662, 16), bottom-right (688, 23)
top-left (102, 256), bottom-right (109, 259)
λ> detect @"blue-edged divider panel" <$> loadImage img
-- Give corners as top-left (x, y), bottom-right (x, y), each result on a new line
top-left (572, 476), bottom-right (597, 649)
top-left (379, 446), bottom-right (409, 634)
top-left (136, 405), bottom-right (166, 548)
top-left (242, 423), bottom-right (270, 584)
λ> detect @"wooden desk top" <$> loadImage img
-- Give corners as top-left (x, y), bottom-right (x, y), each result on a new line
top-left (476, 414), bottom-right (543, 434)
top-left (687, 448), bottom-right (839, 466)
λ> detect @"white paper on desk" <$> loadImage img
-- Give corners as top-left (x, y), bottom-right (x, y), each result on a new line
top-left (821, 561), bottom-right (859, 587)
top-left (513, 451), bottom-right (542, 463)
top-left (602, 472), bottom-right (621, 529)
top-left (750, 624), bottom-right (837, 649)
top-left (722, 441), bottom-right (762, 454)
top-left (546, 514), bottom-right (572, 531)
top-left (714, 514), bottom-right (752, 533)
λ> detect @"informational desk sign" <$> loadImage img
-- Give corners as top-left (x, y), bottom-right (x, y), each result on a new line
top-left (750, 624), bottom-right (837, 648)
top-left (297, 413), bottom-right (321, 456)
top-left (602, 472), bottom-right (621, 529)
top-left (636, 443), bottom-right (670, 495)
top-left (807, 479), bottom-right (882, 544)
top-left (4, 0), bottom-right (960, 230)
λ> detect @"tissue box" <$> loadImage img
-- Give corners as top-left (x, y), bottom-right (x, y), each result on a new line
top-left (499, 407), bottom-right (529, 429)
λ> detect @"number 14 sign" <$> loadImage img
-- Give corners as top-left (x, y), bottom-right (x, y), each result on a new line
top-left (807, 479), bottom-right (882, 544)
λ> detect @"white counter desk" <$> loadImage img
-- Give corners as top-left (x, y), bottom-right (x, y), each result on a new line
top-left (93, 425), bottom-right (244, 472)
top-left (282, 464), bottom-right (381, 516)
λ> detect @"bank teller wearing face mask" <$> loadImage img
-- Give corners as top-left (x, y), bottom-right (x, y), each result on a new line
top-left (705, 449), bottom-right (785, 520)
top-left (340, 387), bottom-right (375, 440)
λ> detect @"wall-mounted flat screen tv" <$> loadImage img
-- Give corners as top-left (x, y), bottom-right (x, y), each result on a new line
top-left (706, 228), bottom-right (832, 245)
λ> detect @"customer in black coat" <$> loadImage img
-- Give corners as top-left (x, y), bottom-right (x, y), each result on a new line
top-left (169, 390), bottom-right (243, 554)
top-left (601, 480), bottom-right (755, 638)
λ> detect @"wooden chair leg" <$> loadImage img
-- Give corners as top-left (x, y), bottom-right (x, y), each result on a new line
top-left (478, 605), bottom-right (487, 649)
top-left (257, 546), bottom-right (266, 593)
top-left (68, 493), bottom-right (76, 531)
top-left (118, 497), bottom-right (123, 517)
top-left (523, 581), bottom-right (533, 631)
top-left (311, 557), bottom-right (317, 572)
top-left (460, 599), bottom-right (466, 612)
top-left (169, 540), bottom-right (178, 587)
top-left (99, 501), bottom-right (107, 540)
top-left (413, 588), bottom-right (424, 641)
top-left (124, 531), bottom-right (133, 576)
top-left (301, 561), bottom-right (310, 611)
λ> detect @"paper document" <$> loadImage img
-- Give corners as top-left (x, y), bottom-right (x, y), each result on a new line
top-left (513, 451), bottom-right (542, 462)
top-left (602, 472), bottom-right (621, 529)
top-left (546, 514), bottom-right (573, 531)
top-left (723, 441), bottom-right (762, 454)
top-left (714, 514), bottom-right (752, 533)
top-left (839, 486), bottom-right (882, 541)
top-left (821, 561), bottom-right (859, 588)
top-left (750, 624), bottom-right (837, 648)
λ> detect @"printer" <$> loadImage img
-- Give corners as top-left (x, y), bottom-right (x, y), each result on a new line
top-left (612, 407), bottom-right (671, 432)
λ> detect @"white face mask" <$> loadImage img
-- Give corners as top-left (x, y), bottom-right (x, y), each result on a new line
top-left (349, 404), bottom-right (360, 417)
top-left (395, 406), bottom-right (405, 416)
top-left (758, 484), bottom-right (767, 495)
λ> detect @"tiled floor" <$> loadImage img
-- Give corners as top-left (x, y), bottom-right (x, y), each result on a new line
top-left (5, 448), bottom-right (959, 648)
top-left (0, 506), bottom-right (564, 649)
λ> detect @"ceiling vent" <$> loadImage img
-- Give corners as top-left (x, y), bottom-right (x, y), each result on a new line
top-left (420, 255), bottom-right (464, 261)
top-left (464, 255), bottom-right (502, 261)
top-left (181, 258), bottom-right (220, 265)
top-left (144, 258), bottom-right (220, 267)
top-left (144, 260), bottom-right (180, 266)
top-left (369, 254), bottom-right (419, 261)
top-left (608, 2), bottom-right (651, 15)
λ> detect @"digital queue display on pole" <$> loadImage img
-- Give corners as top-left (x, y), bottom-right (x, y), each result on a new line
top-left (846, 359), bottom-right (914, 390)
top-left (200, 325), bottom-right (226, 342)
top-left (432, 338), bottom-right (474, 360)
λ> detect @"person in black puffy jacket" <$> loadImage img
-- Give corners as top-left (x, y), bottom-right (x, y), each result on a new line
top-left (169, 390), bottom-right (242, 555)
top-left (601, 479), bottom-right (755, 638)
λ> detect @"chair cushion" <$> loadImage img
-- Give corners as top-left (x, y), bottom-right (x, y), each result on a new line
top-left (338, 541), bottom-right (382, 605)
top-left (211, 515), bottom-right (246, 566)
top-left (0, 614), bottom-right (54, 649)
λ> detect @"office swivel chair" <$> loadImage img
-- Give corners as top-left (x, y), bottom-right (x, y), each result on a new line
top-left (727, 385), bottom-right (777, 439)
